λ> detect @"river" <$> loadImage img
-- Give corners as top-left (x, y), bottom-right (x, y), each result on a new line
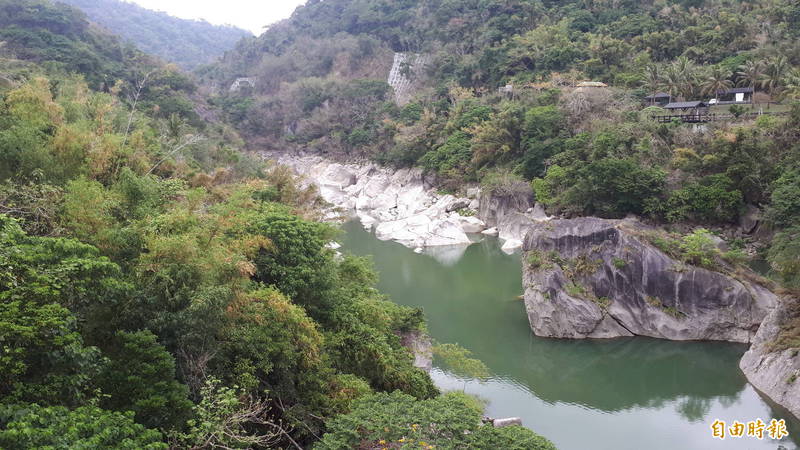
top-left (339, 220), bottom-right (800, 450)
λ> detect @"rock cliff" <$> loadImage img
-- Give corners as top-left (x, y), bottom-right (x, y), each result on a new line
top-left (521, 217), bottom-right (777, 343)
top-left (740, 300), bottom-right (800, 418)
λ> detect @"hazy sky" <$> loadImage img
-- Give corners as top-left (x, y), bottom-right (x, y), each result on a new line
top-left (128, 0), bottom-right (308, 35)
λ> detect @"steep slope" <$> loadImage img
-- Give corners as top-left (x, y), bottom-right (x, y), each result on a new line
top-left (60, 0), bottom-right (252, 70)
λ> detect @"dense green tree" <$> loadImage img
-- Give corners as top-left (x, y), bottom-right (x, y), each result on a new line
top-left (766, 169), bottom-right (800, 228)
top-left (318, 391), bottom-right (556, 450)
top-left (0, 404), bottom-right (165, 449)
top-left (97, 330), bottom-right (193, 432)
top-left (0, 299), bottom-right (101, 407)
top-left (574, 158), bottom-right (666, 218)
top-left (666, 174), bottom-right (744, 224)
top-left (251, 209), bottom-right (337, 319)
top-left (768, 226), bottom-right (800, 291)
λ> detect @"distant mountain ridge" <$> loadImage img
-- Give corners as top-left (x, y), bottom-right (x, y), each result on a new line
top-left (60, 0), bottom-right (252, 70)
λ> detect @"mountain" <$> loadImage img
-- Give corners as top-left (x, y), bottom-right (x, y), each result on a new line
top-left (204, 0), bottom-right (800, 287)
top-left (59, 0), bottom-right (252, 70)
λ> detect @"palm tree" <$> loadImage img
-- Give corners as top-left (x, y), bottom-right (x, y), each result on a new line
top-left (785, 69), bottom-right (800, 101)
top-left (642, 64), bottom-right (661, 104)
top-left (662, 65), bottom-right (683, 99)
top-left (760, 56), bottom-right (790, 98)
top-left (673, 56), bottom-right (699, 100)
top-left (703, 67), bottom-right (733, 104)
top-left (736, 60), bottom-right (764, 108)
top-left (737, 60), bottom-right (763, 91)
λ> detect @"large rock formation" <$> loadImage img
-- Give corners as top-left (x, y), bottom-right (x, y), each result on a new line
top-left (522, 217), bottom-right (777, 343)
top-left (478, 187), bottom-right (547, 252)
top-left (740, 300), bottom-right (800, 418)
top-left (266, 152), bottom-right (487, 249)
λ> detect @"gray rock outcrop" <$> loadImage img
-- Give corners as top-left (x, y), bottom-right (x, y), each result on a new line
top-left (266, 152), bottom-right (486, 249)
top-left (478, 187), bottom-right (550, 253)
top-left (740, 300), bottom-right (800, 418)
top-left (522, 217), bottom-right (778, 343)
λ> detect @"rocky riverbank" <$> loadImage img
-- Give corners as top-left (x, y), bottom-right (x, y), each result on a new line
top-left (521, 217), bottom-right (778, 343)
top-left (266, 151), bottom-right (547, 253)
top-left (740, 300), bottom-right (800, 419)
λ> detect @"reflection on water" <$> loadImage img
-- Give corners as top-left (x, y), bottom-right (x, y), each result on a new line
top-left (340, 221), bottom-right (800, 449)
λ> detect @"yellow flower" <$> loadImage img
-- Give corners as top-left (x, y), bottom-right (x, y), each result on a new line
top-left (379, 440), bottom-right (386, 445)
top-left (399, 438), bottom-right (406, 443)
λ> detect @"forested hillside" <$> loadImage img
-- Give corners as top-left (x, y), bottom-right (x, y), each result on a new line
top-left (206, 0), bottom-right (800, 292)
top-left (0, 0), bottom-right (556, 448)
top-left (60, 0), bottom-right (252, 70)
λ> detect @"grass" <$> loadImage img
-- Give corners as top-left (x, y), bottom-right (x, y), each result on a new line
top-left (594, 296), bottom-right (611, 309)
top-left (645, 295), bottom-right (685, 318)
top-left (526, 250), bottom-right (553, 271)
top-left (573, 254), bottom-right (602, 276)
top-left (565, 282), bottom-right (586, 297)
top-left (645, 295), bottom-right (662, 307)
top-left (612, 257), bottom-right (627, 269)
top-left (770, 298), bottom-right (800, 352)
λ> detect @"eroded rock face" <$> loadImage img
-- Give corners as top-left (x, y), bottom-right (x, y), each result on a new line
top-left (740, 301), bottom-right (800, 419)
top-left (267, 152), bottom-right (486, 248)
top-left (477, 189), bottom-right (550, 253)
top-left (522, 217), bottom-right (777, 343)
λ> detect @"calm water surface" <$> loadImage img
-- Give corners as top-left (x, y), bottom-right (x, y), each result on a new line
top-left (339, 220), bottom-right (800, 450)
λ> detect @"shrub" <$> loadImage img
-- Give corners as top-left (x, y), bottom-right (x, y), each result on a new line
top-left (0, 404), bottom-right (165, 449)
top-left (766, 170), bottom-right (800, 228)
top-left (680, 229), bottom-right (719, 269)
top-left (317, 392), bottom-right (556, 450)
top-left (666, 174), bottom-right (743, 224)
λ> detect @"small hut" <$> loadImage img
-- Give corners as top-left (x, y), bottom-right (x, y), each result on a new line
top-left (714, 87), bottom-right (754, 104)
top-left (644, 92), bottom-right (671, 106)
top-left (663, 101), bottom-right (709, 114)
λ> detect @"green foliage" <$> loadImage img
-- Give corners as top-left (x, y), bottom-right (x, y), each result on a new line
top-left (251, 210), bottom-right (336, 318)
top-left (565, 282), bottom-right (586, 298)
top-left (729, 104), bottom-right (746, 118)
top-left (98, 330), bottom-right (192, 432)
top-left (574, 158), bottom-right (666, 218)
top-left (432, 343), bottom-right (490, 382)
top-left (318, 391), bottom-right (557, 450)
top-left (767, 170), bottom-right (800, 228)
top-left (0, 404), bottom-right (166, 449)
top-left (420, 131), bottom-right (473, 177)
top-left (768, 226), bottom-right (800, 291)
top-left (666, 174), bottom-right (743, 223)
top-left (0, 299), bottom-right (101, 407)
top-left (0, 214), bottom-right (128, 335)
top-left (679, 229), bottom-right (720, 269)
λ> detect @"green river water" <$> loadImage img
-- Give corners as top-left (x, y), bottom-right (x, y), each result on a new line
top-left (339, 220), bottom-right (800, 450)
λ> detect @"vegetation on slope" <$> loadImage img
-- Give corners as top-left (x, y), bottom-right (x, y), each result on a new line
top-left (60, 0), bottom-right (252, 70)
top-left (208, 0), bottom-right (800, 292)
top-left (0, 1), bottom-right (555, 447)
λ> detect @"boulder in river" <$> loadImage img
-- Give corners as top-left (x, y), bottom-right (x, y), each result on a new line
top-left (739, 299), bottom-right (800, 419)
top-left (521, 217), bottom-right (778, 343)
